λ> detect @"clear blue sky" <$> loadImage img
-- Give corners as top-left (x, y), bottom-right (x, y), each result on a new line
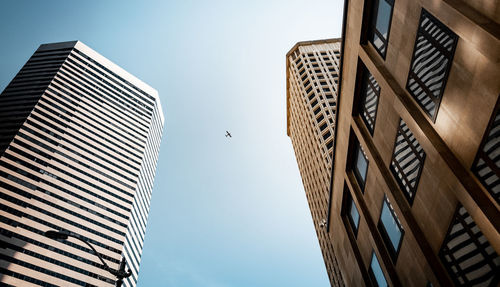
top-left (0, 1), bottom-right (343, 286)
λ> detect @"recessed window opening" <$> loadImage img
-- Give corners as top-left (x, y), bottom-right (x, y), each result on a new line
top-left (390, 119), bottom-right (425, 203)
top-left (406, 9), bottom-right (458, 121)
top-left (378, 195), bottom-right (404, 261)
top-left (369, 0), bottom-right (394, 58)
top-left (368, 251), bottom-right (389, 287)
top-left (358, 66), bottom-right (380, 134)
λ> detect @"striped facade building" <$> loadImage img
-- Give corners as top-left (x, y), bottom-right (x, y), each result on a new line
top-left (0, 41), bottom-right (164, 287)
top-left (286, 39), bottom-right (345, 286)
top-left (288, 0), bottom-right (500, 286)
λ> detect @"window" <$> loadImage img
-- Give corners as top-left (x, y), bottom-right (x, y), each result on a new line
top-left (369, 0), bottom-right (394, 58)
top-left (346, 192), bottom-right (361, 235)
top-left (390, 119), bottom-right (425, 203)
top-left (378, 195), bottom-right (404, 261)
top-left (323, 131), bottom-right (331, 140)
top-left (472, 97), bottom-right (500, 204)
top-left (368, 251), bottom-right (388, 287)
top-left (406, 9), bottom-right (458, 121)
top-left (326, 140), bottom-right (333, 149)
top-left (316, 114), bottom-right (324, 123)
top-left (352, 137), bottom-right (369, 190)
top-left (439, 205), bottom-right (500, 286)
top-left (311, 99), bottom-right (318, 108)
top-left (358, 66), bottom-right (381, 134)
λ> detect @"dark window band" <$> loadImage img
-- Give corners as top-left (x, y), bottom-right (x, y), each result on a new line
top-left (0, 253), bottom-right (99, 287)
top-left (0, 240), bottom-right (114, 284)
top-left (0, 214), bottom-right (120, 264)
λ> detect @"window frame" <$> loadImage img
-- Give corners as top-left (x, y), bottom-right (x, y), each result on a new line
top-left (368, 0), bottom-right (395, 59)
top-left (377, 195), bottom-right (405, 262)
top-left (439, 205), bottom-right (500, 286)
top-left (343, 189), bottom-right (361, 237)
top-left (405, 8), bottom-right (458, 122)
top-left (368, 251), bottom-right (389, 287)
top-left (471, 96), bottom-right (500, 204)
top-left (351, 137), bottom-right (369, 192)
top-left (389, 118), bottom-right (426, 204)
top-left (358, 65), bottom-right (381, 135)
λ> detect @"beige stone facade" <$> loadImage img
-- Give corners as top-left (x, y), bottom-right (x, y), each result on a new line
top-left (288, 0), bottom-right (500, 286)
top-left (286, 39), bottom-right (345, 286)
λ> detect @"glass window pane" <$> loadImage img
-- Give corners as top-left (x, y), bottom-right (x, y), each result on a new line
top-left (375, 0), bottom-right (392, 39)
top-left (370, 252), bottom-right (388, 287)
top-left (370, 0), bottom-right (394, 57)
top-left (349, 198), bottom-right (360, 231)
top-left (380, 198), bottom-right (403, 253)
top-left (372, 33), bottom-right (384, 54)
top-left (355, 145), bottom-right (368, 183)
top-left (359, 67), bottom-right (380, 134)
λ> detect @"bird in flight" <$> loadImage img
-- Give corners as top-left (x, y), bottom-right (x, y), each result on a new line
top-left (225, 131), bottom-right (232, 138)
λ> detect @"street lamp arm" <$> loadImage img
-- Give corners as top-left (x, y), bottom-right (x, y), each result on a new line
top-left (45, 229), bottom-right (132, 286)
top-left (70, 234), bottom-right (116, 274)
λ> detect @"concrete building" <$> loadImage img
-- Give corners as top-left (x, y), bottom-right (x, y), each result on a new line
top-left (287, 0), bottom-right (500, 286)
top-left (0, 41), bottom-right (164, 287)
top-left (286, 39), bottom-right (345, 286)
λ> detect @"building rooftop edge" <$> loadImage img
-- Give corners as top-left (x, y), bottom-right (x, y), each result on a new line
top-left (285, 38), bottom-right (342, 58)
top-left (286, 38), bottom-right (341, 136)
top-left (37, 41), bottom-right (165, 125)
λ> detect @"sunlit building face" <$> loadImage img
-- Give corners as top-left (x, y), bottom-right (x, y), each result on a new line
top-left (286, 39), bottom-right (344, 286)
top-left (0, 41), bottom-right (164, 287)
top-left (287, 0), bottom-right (500, 286)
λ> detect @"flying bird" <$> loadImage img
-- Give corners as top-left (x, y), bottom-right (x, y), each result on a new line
top-left (225, 131), bottom-right (232, 138)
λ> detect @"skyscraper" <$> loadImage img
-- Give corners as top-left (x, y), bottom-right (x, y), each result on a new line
top-left (286, 39), bottom-right (345, 286)
top-left (0, 41), bottom-right (164, 287)
top-left (288, 0), bottom-right (500, 286)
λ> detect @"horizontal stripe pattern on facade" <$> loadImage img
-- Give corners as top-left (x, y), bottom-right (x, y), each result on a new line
top-left (0, 41), bottom-right (164, 287)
